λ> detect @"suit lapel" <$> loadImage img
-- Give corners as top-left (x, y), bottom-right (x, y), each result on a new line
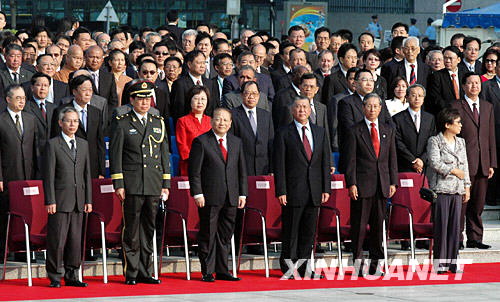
top-left (403, 110), bottom-right (418, 133)
top-left (59, 135), bottom-right (75, 162)
top-left (129, 114), bottom-right (145, 136)
top-left (29, 100), bottom-right (47, 127)
top-left (359, 124), bottom-right (377, 159)
top-left (290, 123), bottom-right (309, 161)
top-left (461, 100), bottom-right (478, 127)
top-left (353, 95), bottom-right (364, 117)
top-left (3, 111), bottom-right (22, 140)
top-left (238, 106), bottom-right (256, 138)
top-left (208, 131), bottom-right (225, 163)
top-left (310, 125), bottom-right (320, 161)
top-left (379, 123), bottom-right (389, 158)
top-left (491, 82), bottom-right (500, 101)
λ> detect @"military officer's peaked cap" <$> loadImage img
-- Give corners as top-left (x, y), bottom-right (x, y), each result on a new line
top-left (129, 79), bottom-right (155, 98)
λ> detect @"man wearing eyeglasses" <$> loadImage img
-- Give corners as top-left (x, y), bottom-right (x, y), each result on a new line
top-left (45, 45), bottom-right (63, 71)
top-left (222, 66), bottom-right (270, 111)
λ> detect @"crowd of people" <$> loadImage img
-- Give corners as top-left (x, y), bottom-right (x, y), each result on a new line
top-left (0, 8), bottom-right (499, 287)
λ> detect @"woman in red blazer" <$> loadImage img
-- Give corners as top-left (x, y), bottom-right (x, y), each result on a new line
top-left (176, 85), bottom-right (212, 176)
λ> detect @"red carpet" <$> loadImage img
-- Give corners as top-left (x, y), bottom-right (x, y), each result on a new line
top-left (1, 263), bottom-right (500, 301)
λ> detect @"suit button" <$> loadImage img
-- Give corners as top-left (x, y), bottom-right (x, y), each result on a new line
top-left (143, 154), bottom-right (146, 158)
top-left (144, 164), bottom-right (147, 168)
top-left (142, 144), bottom-right (145, 148)
top-left (155, 155), bottom-right (158, 159)
top-left (154, 145), bottom-right (157, 148)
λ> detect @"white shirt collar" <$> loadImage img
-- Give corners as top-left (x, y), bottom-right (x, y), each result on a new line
top-left (339, 64), bottom-right (347, 77)
top-left (61, 132), bottom-right (76, 149)
top-left (7, 107), bottom-right (21, 121)
top-left (465, 95), bottom-right (479, 111)
top-left (73, 101), bottom-right (88, 112)
top-left (34, 97), bottom-right (46, 106)
top-left (291, 83), bottom-right (301, 95)
top-left (242, 103), bottom-right (256, 115)
top-left (7, 67), bottom-right (21, 74)
top-left (283, 64), bottom-right (290, 74)
top-left (133, 109), bottom-right (147, 121)
top-left (188, 72), bottom-right (203, 85)
top-left (212, 130), bottom-right (227, 142)
top-left (365, 117), bottom-right (379, 129)
top-left (404, 59), bottom-right (418, 68)
top-left (408, 107), bottom-right (421, 117)
top-left (294, 119), bottom-right (311, 131)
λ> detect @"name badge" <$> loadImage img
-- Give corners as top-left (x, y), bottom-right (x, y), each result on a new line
top-left (153, 127), bottom-right (162, 134)
top-left (331, 181), bottom-right (344, 190)
top-left (100, 184), bottom-right (115, 193)
top-left (400, 179), bottom-right (414, 188)
top-left (129, 129), bottom-right (138, 135)
top-left (177, 181), bottom-right (190, 189)
top-left (256, 181), bottom-right (270, 189)
top-left (23, 186), bottom-right (39, 196)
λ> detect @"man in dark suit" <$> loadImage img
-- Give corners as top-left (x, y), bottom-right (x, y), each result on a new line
top-left (0, 84), bottom-right (38, 258)
top-left (426, 46), bottom-right (464, 116)
top-left (52, 75), bottom-right (105, 178)
top-left (337, 69), bottom-right (393, 173)
top-left (222, 51), bottom-right (275, 102)
top-left (272, 66), bottom-right (308, 128)
top-left (274, 48), bottom-right (308, 93)
top-left (84, 45), bottom-right (119, 117)
top-left (307, 27), bottom-right (331, 71)
top-left (274, 97), bottom-right (330, 278)
top-left (170, 50), bottom-right (218, 120)
top-left (165, 10), bottom-right (185, 45)
top-left (382, 37), bottom-right (430, 99)
top-left (345, 93), bottom-right (398, 276)
top-left (380, 36), bottom-right (405, 85)
top-left (22, 55), bottom-right (70, 107)
top-left (189, 108), bottom-right (248, 282)
top-left (393, 84), bottom-right (436, 173)
top-left (458, 37), bottom-right (482, 75)
top-left (270, 42), bottom-right (296, 90)
top-left (314, 49), bottom-right (335, 89)
top-left (222, 66), bottom-right (271, 111)
top-left (23, 73), bottom-right (57, 175)
top-left (110, 80), bottom-right (170, 285)
top-left (44, 107), bottom-right (92, 288)
top-left (322, 43), bottom-right (358, 104)
top-left (450, 73), bottom-right (497, 250)
top-left (0, 44), bottom-right (34, 101)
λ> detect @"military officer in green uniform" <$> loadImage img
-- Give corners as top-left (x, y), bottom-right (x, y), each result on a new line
top-left (109, 79), bottom-right (170, 285)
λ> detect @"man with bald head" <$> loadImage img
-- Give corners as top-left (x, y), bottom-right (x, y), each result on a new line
top-left (54, 45), bottom-right (84, 83)
top-left (84, 45), bottom-right (118, 116)
top-left (252, 44), bottom-right (269, 75)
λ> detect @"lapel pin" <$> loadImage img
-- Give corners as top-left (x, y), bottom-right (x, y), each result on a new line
top-left (382, 134), bottom-right (386, 138)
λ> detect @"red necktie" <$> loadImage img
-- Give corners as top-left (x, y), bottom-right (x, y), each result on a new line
top-left (40, 101), bottom-right (46, 121)
top-left (323, 73), bottom-right (330, 77)
top-left (196, 79), bottom-right (202, 86)
top-left (409, 64), bottom-right (416, 85)
top-left (150, 96), bottom-right (156, 108)
top-left (219, 138), bottom-right (227, 161)
top-left (472, 103), bottom-right (479, 124)
top-left (370, 122), bottom-right (380, 158)
top-left (302, 126), bottom-right (312, 161)
top-left (451, 73), bottom-right (460, 100)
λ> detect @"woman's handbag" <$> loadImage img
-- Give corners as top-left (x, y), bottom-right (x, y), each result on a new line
top-left (419, 166), bottom-right (437, 203)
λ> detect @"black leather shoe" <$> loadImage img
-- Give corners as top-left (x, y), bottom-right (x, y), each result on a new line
top-left (215, 273), bottom-right (241, 281)
top-left (125, 279), bottom-right (136, 285)
top-left (459, 241), bottom-right (464, 250)
top-left (466, 240), bottom-right (491, 249)
top-left (400, 241), bottom-right (410, 250)
top-left (201, 274), bottom-right (215, 282)
top-left (137, 277), bottom-right (161, 284)
top-left (49, 280), bottom-right (61, 288)
top-left (65, 280), bottom-right (88, 287)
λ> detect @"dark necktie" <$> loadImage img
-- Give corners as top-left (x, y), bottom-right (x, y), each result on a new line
top-left (451, 73), bottom-right (460, 100)
top-left (40, 101), bottom-right (46, 121)
top-left (81, 109), bottom-right (87, 131)
top-left (472, 103), bottom-right (479, 124)
top-left (70, 139), bottom-right (76, 160)
top-left (196, 79), bottom-right (202, 86)
top-left (302, 126), bottom-right (312, 161)
top-left (141, 117), bottom-right (147, 127)
top-left (409, 64), bottom-right (416, 85)
top-left (370, 122), bottom-right (380, 158)
top-left (248, 110), bottom-right (257, 135)
top-left (309, 102), bottom-right (317, 124)
top-left (219, 138), bottom-right (227, 161)
top-left (15, 114), bottom-right (22, 136)
top-left (12, 72), bottom-right (19, 84)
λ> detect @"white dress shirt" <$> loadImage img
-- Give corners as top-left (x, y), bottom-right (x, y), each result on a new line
top-left (404, 59), bottom-right (418, 83)
top-left (61, 132), bottom-right (77, 150)
top-left (283, 64), bottom-right (290, 74)
top-left (448, 69), bottom-right (460, 90)
top-left (189, 72), bottom-right (203, 86)
top-left (242, 104), bottom-right (257, 125)
top-left (89, 69), bottom-right (100, 91)
top-left (7, 108), bottom-right (23, 132)
top-left (464, 60), bottom-right (476, 72)
top-left (73, 101), bottom-right (88, 130)
top-left (294, 120), bottom-right (314, 151)
top-left (364, 117), bottom-right (380, 141)
top-left (385, 98), bottom-right (409, 116)
top-left (133, 110), bottom-right (148, 124)
top-left (7, 67), bottom-right (21, 82)
top-left (408, 107), bottom-right (421, 132)
top-left (465, 95), bottom-right (480, 114)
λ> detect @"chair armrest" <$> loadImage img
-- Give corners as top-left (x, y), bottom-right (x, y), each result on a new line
top-left (390, 203), bottom-right (413, 214)
top-left (320, 205), bottom-right (341, 216)
top-left (245, 206), bottom-right (264, 217)
top-left (8, 211), bottom-right (29, 225)
top-left (87, 211), bottom-right (105, 222)
top-left (164, 208), bottom-right (186, 220)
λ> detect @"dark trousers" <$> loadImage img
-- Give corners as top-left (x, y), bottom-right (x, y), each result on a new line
top-left (46, 211), bottom-right (83, 282)
top-left (122, 194), bottom-right (159, 280)
top-left (433, 194), bottom-right (461, 271)
top-left (0, 194), bottom-right (8, 256)
top-left (351, 194), bottom-right (386, 271)
top-left (197, 201), bottom-right (237, 275)
top-left (460, 174), bottom-right (488, 242)
top-left (279, 204), bottom-right (319, 274)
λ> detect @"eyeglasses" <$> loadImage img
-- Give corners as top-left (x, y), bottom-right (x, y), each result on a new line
top-left (485, 59), bottom-right (497, 64)
top-left (359, 78), bottom-right (375, 83)
top-left (154, 51), bottom-right (169, 56)
top-left (243, 92), bottom-right (259, 97)
top-left (141, 70), bottom-right (157, 75)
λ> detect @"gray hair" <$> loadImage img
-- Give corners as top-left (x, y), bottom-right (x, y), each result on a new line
top-left (292, 96), bottom-right (311, 107)
top-left (145, 32), bottom-right (161, 43)
top-left (5, 84), bottom-right (24, 98)
top-left (362, 93), bottom-right (383, 105)
top-left (59, 106), bottom-right (79, 121)
top-left (403, 36), bottom-right (420, 48)
top-left (238, 65), bottom-right (256, 76)
top-left (406, 84), bottom-right (427, 97)
top-left (182, 29), bottom-right (198, 40)
top-left (318, 49), bottom-right (334, 60)
top-left (240, 29), bottom-right (255, 39)
top-left (426, 49), bottom-right (443, 61)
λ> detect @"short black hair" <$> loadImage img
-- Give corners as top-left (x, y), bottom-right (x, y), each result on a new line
top-left (461, 72), bottom-right (480, 85)
top-left (337, 43), bottom-right (357, 59)
top-left (136, 53), bottom-right (155, 66)
top-left (358, 32), bottom-right (374, 44)
top-left (195, 32), bottom-right (213, 46)
top-left (55, 34), bottom-right (71, 45)
top-left (138, 59), bottom-right (158, 70)
top-left (463, 36), bottom-right (481, 50)
top-left (278, 41), bottom-right (296, 55)
top-left (30, 72), bottom-right (51, 85)
top-left (450, 33), bottom-right (466, 46)
top-left (185, 50), bottom-right (206, 63)
top-left (165, 56), bottom-right (182, 66)
top-left (261, 41), bottom-right (276, 53)
top-left (288, 25), bottom-right (305, 36)
top-left (213, 53), bottom-right (233, 66)
top-left (241, 80), bottom-right (260, 93)
top-left (110, 28), bottom-right (127, 40)
top-left (69, 74), bottom-right (93, 92)
top-left (32, 26), bottom-right (51, 40)
top-left (22, 42), bottom-right (36, 52)
top-left (436, 107), bottom-right (461, 133)
top-left (314, 27), bottom-right (331, 40)
top-left (213, 38), bottom-right (230, 52)
top-left (36, 53), bottom-right (53, 65)
top-left (166, 10), bottom-right (179, 22)
top-left (129, 40), bottom-right (146, 53)
top-left (346, 67), bottom-right (360, 79)
top-left (442, 45), bottom-right (462, 58)
top-left (336, 29), bottom-right (353, 43)
top-left (391, 22), bottom-right (409, 33)
top-left (390, 36), bottom-right (405, 53)
top-left (2, 36), bottom-right (21, 50)
top-left (354, 68), bottom-right (372, 81)
top-left (4, 43), bottom-right (23, 55)
top-left (72, 27), bottom-right (91, 42)
top-left (299, 73), bottom-right (319, 86)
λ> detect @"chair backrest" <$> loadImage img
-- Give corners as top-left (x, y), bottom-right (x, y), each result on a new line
top-left (318, 174), bottom-right (348, 231)
top-left (8, 180), bottom-right (47, 237)
top-left (329, 174), bottom-right (350, 226)
top-left (91, 178), bottom-right (123, 235)
top-left (245, 176), bottom-right (281, 237)
top-left (390, 172), bottom-right (432, 226)
top-left (165, 176), bottom-right (199, 232)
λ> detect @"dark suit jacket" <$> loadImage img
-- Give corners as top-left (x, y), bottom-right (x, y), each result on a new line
top-left (43, 135), bottom-right (92, 212)
top-left (22, 79), bottom-right (70, 107)
top-left (230, 106), bottom-right (274, 175)
top-left (345, 121), bottom-right (398, 198)
top-left (87, 69), bottom-right (119, 115)
top-left (482, 78), bottom-right (500, 150)
top-left (222, 73), bottom-right (275, 101)
top-left (382, 59), bottom-right (430, 99)
top-left (0, 110), bottom-right (37, 183)
top-left (270, 64), bottom-right (288, 91)
top-left (392, 109), bottom-right (436, 172)
top-left (337, 93), bottom-right (393, 173)
top-left (52, 102), bottom-right (105, 178)
top-left (274, 73), bottom-right (293, 93)
top-left (322, 69), bottom-right (348, 105)
top-left (188, 131), bottom-right (248, 206)
top-left (122, 85), bottom-right (170, 121)
top-left (451, 99), bottom-right (497, 176)
top-left (170, 75), bottom-right (219, 120)
top-left (0, 67), bottom-right (34, 101)
top-left (273, 122), bottom-right (331, 207)
top-left (23, 99), bottom-right (56, 173)
top-left (165, 24), bottom-right (185, 44)
top-left (458, 60), bottom-right (482, 76)
top-left (425, 68), bottom-right (465, 116)
top-left (125, 65), bottom-right (139, 79)
top-left (272, 86), bottom-right (299, 129)
top-left (307, 51), bottom-right (319, 71)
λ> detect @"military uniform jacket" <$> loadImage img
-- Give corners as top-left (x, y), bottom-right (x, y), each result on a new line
top-left (109, 112), bottom-right (171, 195)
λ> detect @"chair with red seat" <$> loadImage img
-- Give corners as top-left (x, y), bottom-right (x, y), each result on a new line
top-left (84, 178), bottom-right (123, 283)
top-left (2, 180), bottom-right (46, 286)
top-left (387, 172), bottom-right (434, 271)
top-left (239, 175), bottom-right (282, 278)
